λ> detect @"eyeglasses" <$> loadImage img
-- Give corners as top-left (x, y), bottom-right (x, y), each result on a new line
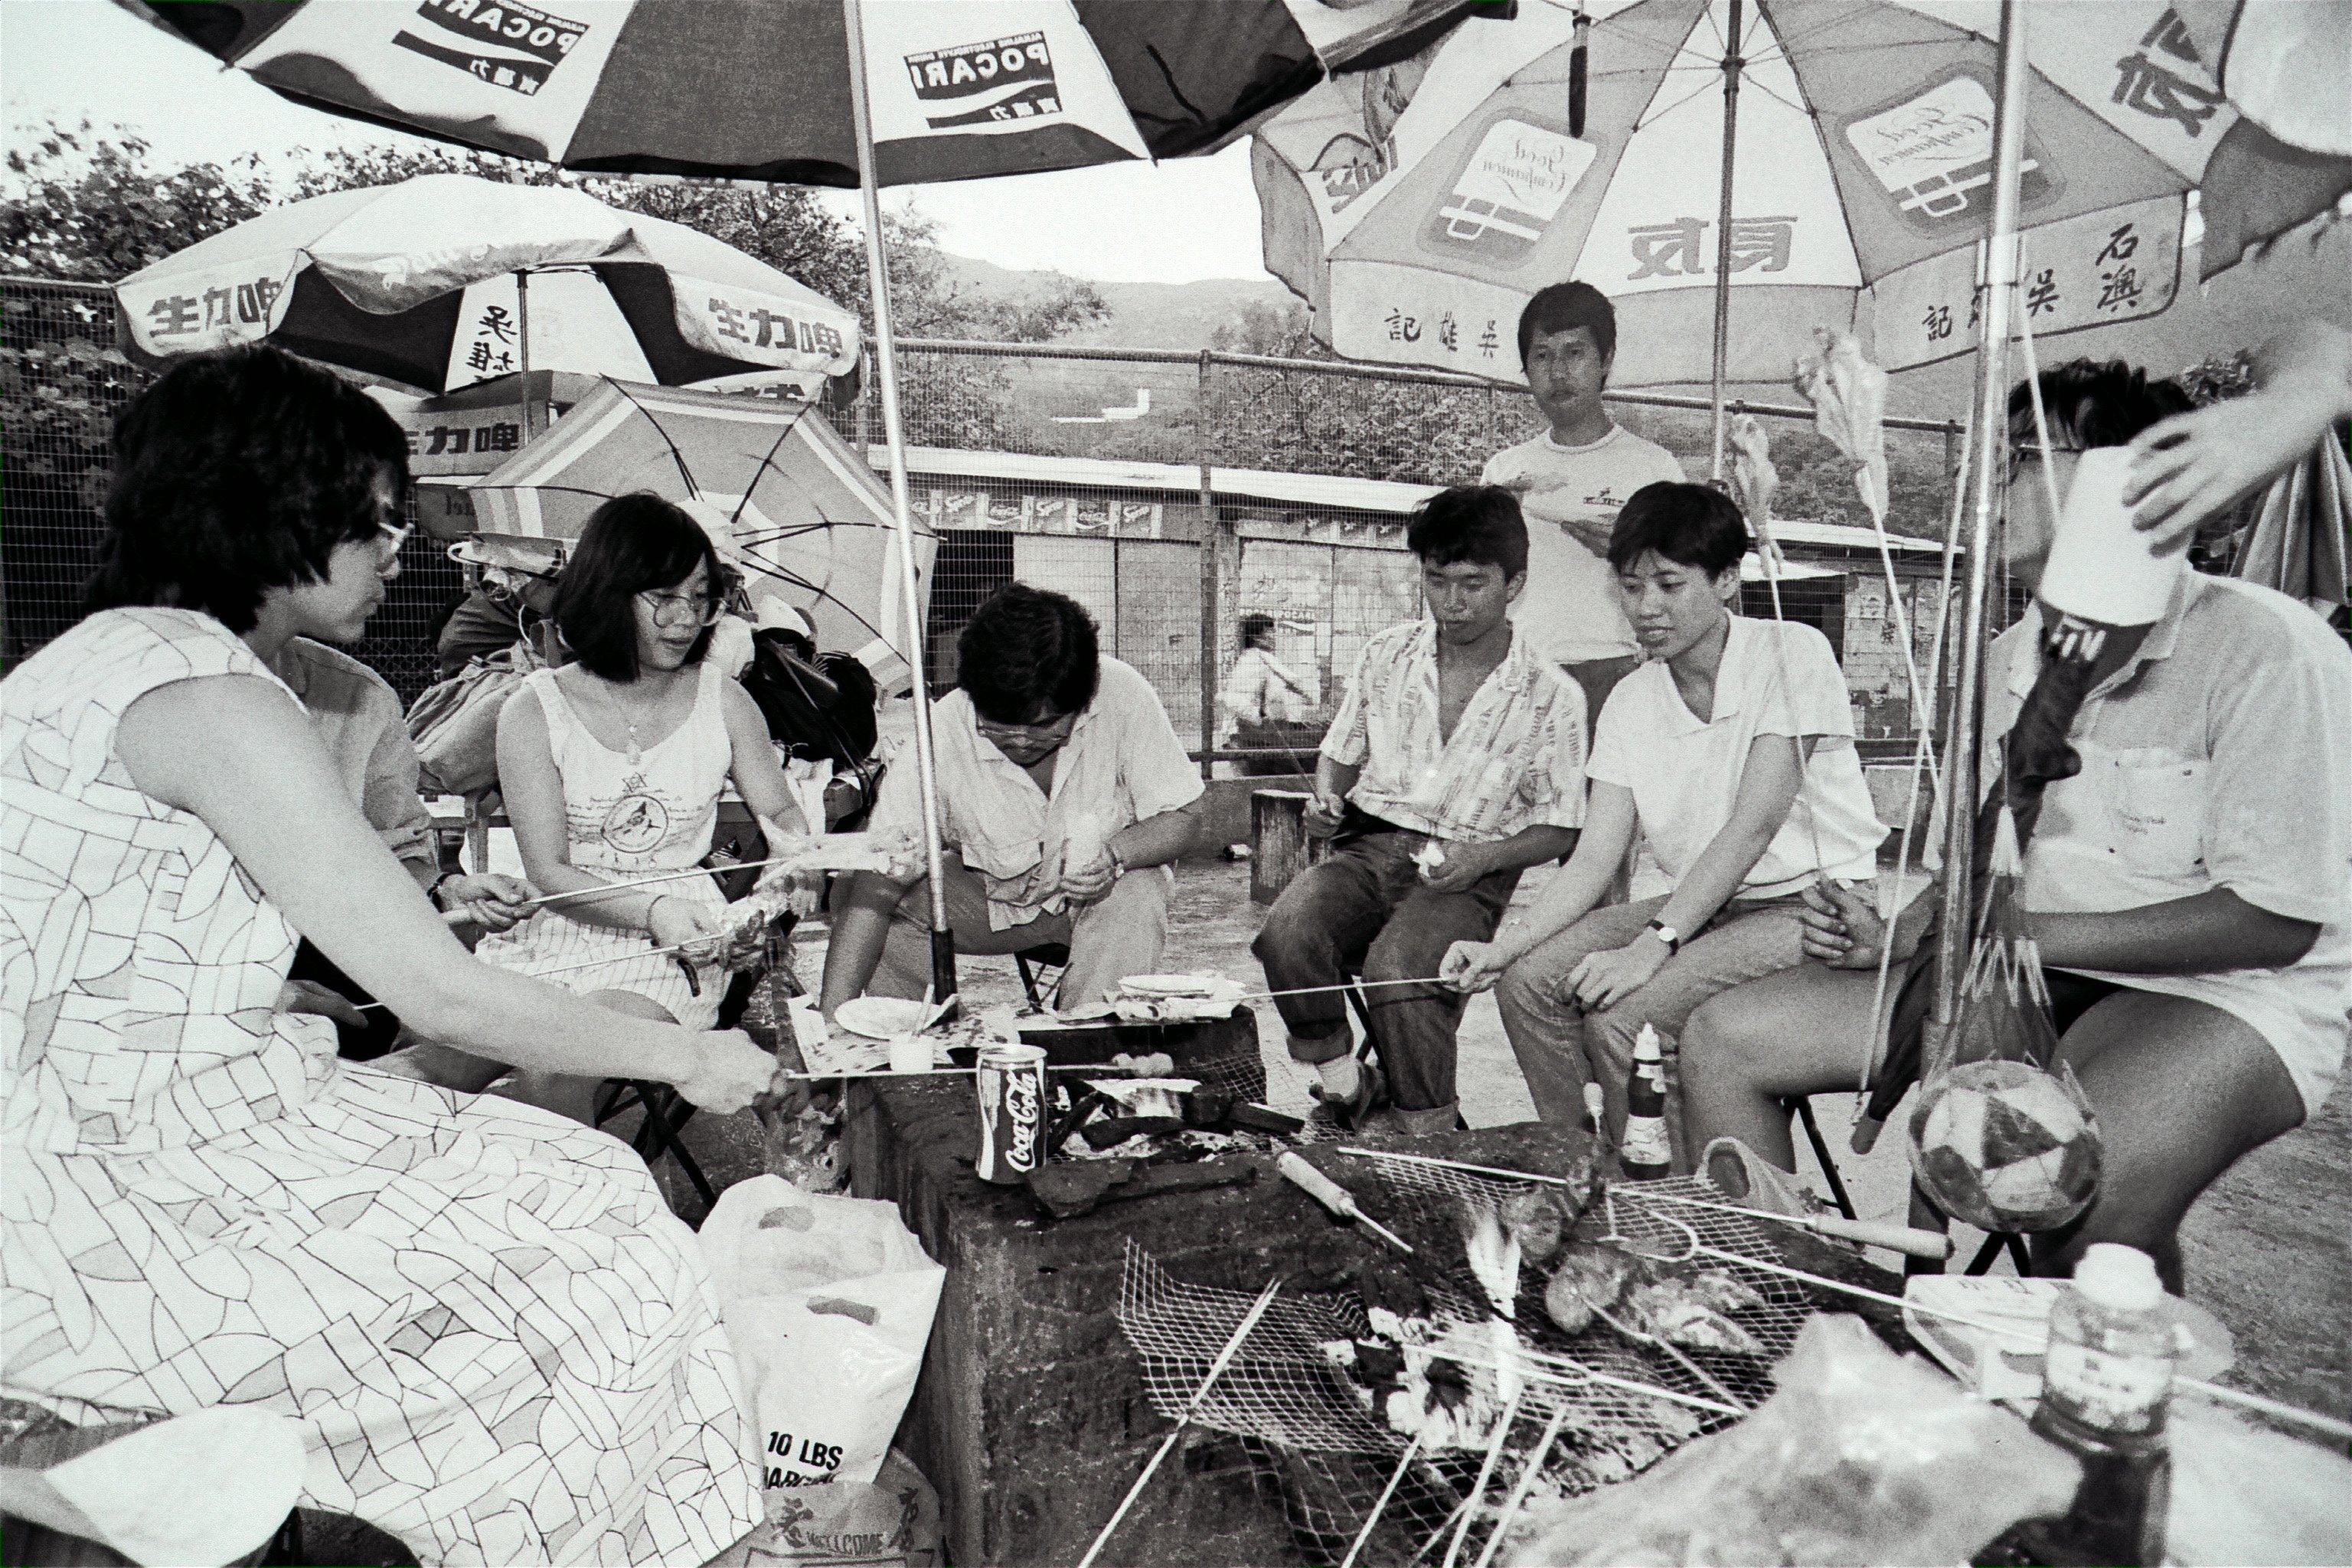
top-left (975, 710), bottom-right (1078, 746)
top-left (637, 588), bottom-right (727, 628)
top-left (366, 518), bottom-right (413, 576)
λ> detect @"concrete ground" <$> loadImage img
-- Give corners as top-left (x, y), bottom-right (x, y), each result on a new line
top-left (674, 858), bottom-right (2347, 1422)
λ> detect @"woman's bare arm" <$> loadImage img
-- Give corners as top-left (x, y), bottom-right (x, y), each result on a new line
top-left (116, 675), bottom-right (762, 1099)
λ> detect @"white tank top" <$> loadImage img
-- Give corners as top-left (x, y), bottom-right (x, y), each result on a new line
top-left (521, 662), bottom-right (733, 877)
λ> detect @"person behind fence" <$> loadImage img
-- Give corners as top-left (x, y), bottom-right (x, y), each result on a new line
top-left (1220, 610), bottom-right (1318, 776)
top-left (1677, 361), bottom-right (2351, 1287)
top-left (456, 494), bottom-right (818, 1125)
top-left (822, 584), bottom-right (1204, 1014)
top-left (1442, 482), bottom-right (1886, 1152)
top-left (1481, 281), bottom-right (1685, 723)
top-left (0, 345), bottom-right (776, 1566)
top-left (1253, 486), bottom-right (1586, 1137)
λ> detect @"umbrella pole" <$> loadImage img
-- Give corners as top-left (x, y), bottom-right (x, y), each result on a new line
top-left (844, 0), bottom-right (957, 1004)
top-left (517, 269), bottom-right (534, 441)
top-left (1927, 0), bottom-right (2030, 1068)
top-left (1707, 0), bottom-right (1745, 482)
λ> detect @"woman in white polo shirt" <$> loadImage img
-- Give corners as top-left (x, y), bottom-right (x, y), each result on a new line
top-left (1443, 482), bottom-right (1885, 1145)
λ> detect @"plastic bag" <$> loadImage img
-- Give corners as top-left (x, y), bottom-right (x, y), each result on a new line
top-left (1508, 1315), bottom-right (2080, 1567)
top-left (745, 1448), bottom-right (942, 1568)
top-left (700, 1177), bottom-right (944, 1498)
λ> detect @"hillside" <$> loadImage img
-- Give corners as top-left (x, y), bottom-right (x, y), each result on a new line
top-left (930, 251), bottom-right (1292, 351)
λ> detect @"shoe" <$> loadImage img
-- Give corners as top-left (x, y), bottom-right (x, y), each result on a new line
top-left (1307, 1059), bottom-right (1385, 1132)
top-left (1700, 1135), bottom-right (1825, 1217)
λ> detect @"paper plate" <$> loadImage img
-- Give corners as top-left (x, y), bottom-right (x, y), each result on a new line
top-left (835, 997), bottom-right (937, 1040)
top-left (1120, 974), bottom-right (1221, 998)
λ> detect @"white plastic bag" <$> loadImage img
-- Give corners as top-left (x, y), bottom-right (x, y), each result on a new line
top-left (701, 1176), bottom-right (945, 1496)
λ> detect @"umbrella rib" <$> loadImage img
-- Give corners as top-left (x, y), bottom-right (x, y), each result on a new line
top-left (606, 377), bottom-right (701, 497)
top-left (733, 408), bottom-right (809, 535)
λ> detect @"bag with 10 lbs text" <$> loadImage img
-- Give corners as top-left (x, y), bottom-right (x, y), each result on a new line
top-left (700, 1177), bottom-right (946, 1566)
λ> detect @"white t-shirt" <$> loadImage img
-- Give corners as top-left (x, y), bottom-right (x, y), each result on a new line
top-left (1481, 424), bottom-right (1684, 665)
top-left (1589, 615), bottom-right (1886, 897)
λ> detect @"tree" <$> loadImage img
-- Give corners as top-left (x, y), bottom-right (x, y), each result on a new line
top-left (2, 120), bottom-right (273, 279)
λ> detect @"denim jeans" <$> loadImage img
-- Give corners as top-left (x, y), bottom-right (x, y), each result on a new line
top-left (1252, 822), bottom-right (1520, 1114)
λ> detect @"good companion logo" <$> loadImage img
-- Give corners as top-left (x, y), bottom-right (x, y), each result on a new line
top-left (905, 33), bottom-right (1063, 129)
top-left (394, 0), bottom-right (587, 98)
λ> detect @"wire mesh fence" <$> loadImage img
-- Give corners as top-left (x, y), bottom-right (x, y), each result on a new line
top-left (5, 274), bottom-right (1963, 756)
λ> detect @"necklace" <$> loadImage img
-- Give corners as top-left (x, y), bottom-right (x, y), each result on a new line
top-left (586, 675), bottom-right (650, 766)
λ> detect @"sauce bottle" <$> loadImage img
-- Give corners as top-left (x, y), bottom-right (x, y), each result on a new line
top-left (1619, 1024), bottom-right (1672, 1180)
top-left (2012, 1243), bottom-right (2177, 1566)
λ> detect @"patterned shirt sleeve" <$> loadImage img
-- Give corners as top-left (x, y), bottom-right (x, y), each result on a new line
top-left (1530, 674), bottom-right (1590, 828)
top-left (1320, 637), bottom-right (1377, 767)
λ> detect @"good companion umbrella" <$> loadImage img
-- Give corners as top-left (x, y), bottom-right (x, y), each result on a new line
top-left (468, 377), bottom-right (931, 693)
top-left (122, 0), bottom-right (1480, 1004)
top-left (1253, 0), bottom-right (2351, 471)
top-left (113, 173), bottom-right (860, 399)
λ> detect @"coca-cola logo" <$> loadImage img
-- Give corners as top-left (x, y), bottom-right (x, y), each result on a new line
top-left (1004, 1068), bottom-right (1043, 1168)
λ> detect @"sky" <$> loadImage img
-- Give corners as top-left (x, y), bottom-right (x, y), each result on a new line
top-left (0, 0), bottom-right (1276, 285)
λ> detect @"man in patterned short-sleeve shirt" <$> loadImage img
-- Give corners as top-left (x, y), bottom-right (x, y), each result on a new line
top-left (1253, 486), bottom-right (1587, 1136)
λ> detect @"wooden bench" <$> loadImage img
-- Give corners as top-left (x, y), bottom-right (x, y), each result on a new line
top-left (1249, 789), bottom-right (1330, 905)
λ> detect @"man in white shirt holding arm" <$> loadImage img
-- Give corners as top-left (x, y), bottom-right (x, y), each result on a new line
top-left (1481, 283), bottom-right (1685, 724)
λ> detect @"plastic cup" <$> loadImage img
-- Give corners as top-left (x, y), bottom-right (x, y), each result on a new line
top-left (888, 1032), bottom-right (933, 1074)
top-left (2040, 446), bottom-right (2187, 628)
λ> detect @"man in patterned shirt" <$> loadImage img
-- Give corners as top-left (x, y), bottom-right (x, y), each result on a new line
top-left (1253, 487), bottom-right (1588, 1136)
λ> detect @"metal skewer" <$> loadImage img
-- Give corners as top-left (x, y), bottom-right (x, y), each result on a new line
top-left (1278, 1152), bottom-right (1416, 1253)
top-left (1078, 1277), bottom-right (1284, 1568)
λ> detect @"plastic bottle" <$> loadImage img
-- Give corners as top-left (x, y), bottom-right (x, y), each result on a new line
top-left (2012, 1243), bottom-right (2178, 1567)
top-left (1619, 1025), bottom-right (1672, 1180)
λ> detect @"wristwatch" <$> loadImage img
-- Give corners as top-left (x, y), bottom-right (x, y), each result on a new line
top-left (426, 870), bottom-right (464, 910)
top-left (1644, 919), bottom-right (1682, 953)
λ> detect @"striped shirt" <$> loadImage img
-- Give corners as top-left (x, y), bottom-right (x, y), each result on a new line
top-left (1321, 621), bottom-right (1587, 843)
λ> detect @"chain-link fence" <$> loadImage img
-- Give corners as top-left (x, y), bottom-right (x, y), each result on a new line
top-left (5, 274), bottom-right (1965, 754)
top-left (4, 276), bottom-right (463, 702)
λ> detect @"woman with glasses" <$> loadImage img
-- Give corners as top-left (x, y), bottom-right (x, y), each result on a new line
top-left (1, 348), bottom-right (773, 1564)
top-left (471, 492), bottom-right (815, 1121)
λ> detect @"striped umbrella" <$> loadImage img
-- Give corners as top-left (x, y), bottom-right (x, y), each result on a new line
top-left (467, 377), bottom-right (929, 691)
top-left (115, 0), bottom-right (1475, 184)
top-left (113, 173), bottom-right (859, 396)
top-left (1253, 0), bottom-right (2351, 455)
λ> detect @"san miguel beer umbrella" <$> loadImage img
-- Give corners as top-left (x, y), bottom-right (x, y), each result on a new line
top-left (120, 0), bottom-right (1485, 1003)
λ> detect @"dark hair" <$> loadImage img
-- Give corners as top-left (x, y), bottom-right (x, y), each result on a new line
top-left (1238, 612), bottom-right (1276, 648)
top-left (1517, 281), bottom-right (1617, 366)
top-left (1606, 482), bottom-right (1750, 576)
top-left (1406, 485), bottom-right (1529, 579)
top-left (2007, 358), bottom-right (2193, 449)
top-left (554, 493), bottom-right (727, 681)
top-left (958, 583), bottom-right (1099, 724)
top-left (85, 345), bottom-right (408, 632)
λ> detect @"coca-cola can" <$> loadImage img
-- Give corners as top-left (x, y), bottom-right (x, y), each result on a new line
top-left (975, 1042), bottom-right (1050, 1184)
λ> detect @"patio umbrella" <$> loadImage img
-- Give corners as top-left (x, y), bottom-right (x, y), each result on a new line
top-left (1252, 0), bottom-right (2352, 472)
top-left (467, 377), bottom-right (930, 692)
top-left (116, 0), bottom-right (1475, 182)
top-left (119, 0), bottom-right (1494, 1006)
top-left (113, 172), bottom-right (859, 420)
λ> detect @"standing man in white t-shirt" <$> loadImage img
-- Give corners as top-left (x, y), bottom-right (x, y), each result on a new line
top-left (1480, 283), bottom-right (1685, 723)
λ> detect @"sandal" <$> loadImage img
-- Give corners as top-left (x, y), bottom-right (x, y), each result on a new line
top-left (1700, 1135), bottom-right (1826, 1218)
top-left (1307, 1059), bottom-right (1386, 1132)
